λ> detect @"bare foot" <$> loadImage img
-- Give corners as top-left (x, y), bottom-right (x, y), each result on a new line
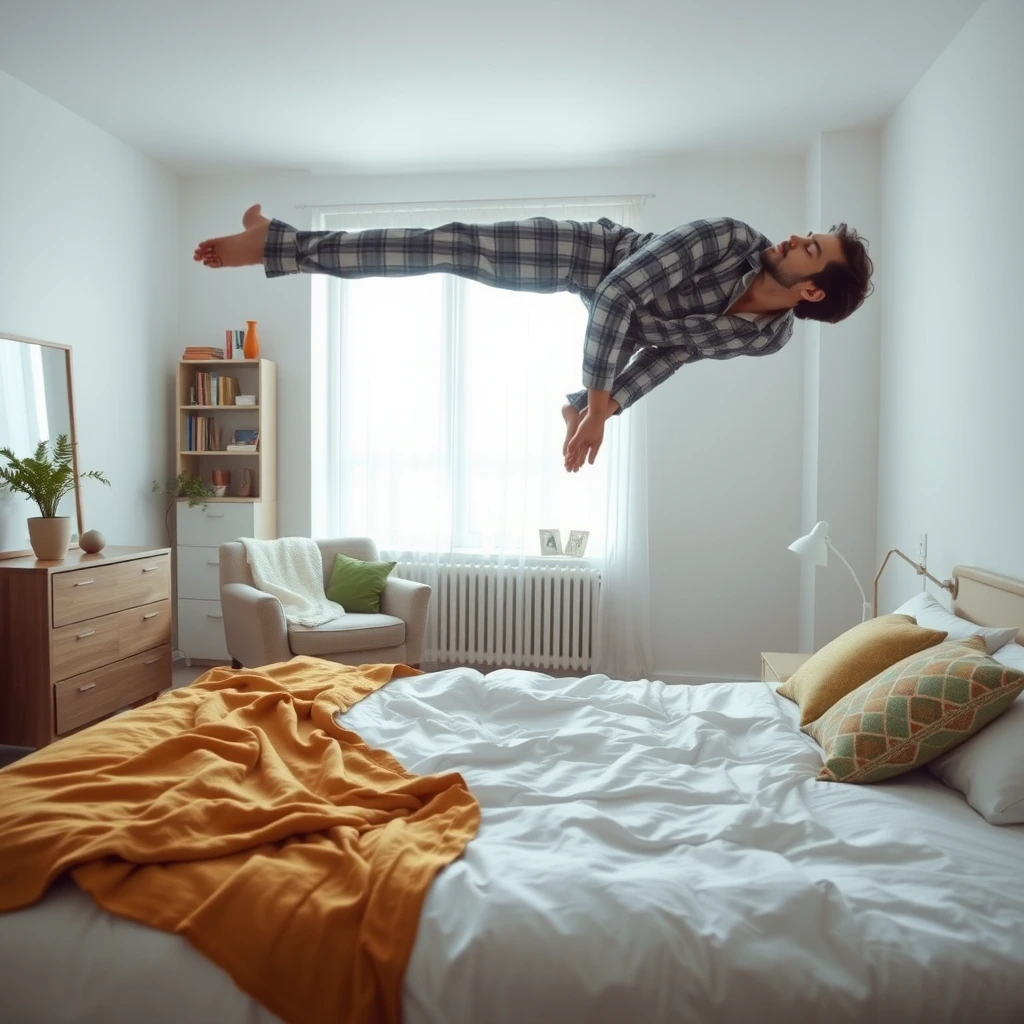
top-left (561, 403), bottom-right (581, 459)
top-left (193, 204), bottom-right (271, 268)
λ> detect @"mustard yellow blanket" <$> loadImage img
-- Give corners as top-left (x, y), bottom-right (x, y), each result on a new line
top-left (0, 658), bottom-right (480, 1024)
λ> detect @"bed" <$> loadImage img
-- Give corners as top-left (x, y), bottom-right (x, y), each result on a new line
top-left (1, 565), bottom-right (1023, 1023)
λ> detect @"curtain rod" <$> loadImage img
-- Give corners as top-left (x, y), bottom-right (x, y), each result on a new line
top-left (294, 193), bottom-right (654, 211)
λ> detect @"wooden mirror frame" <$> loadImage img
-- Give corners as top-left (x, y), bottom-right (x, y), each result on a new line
top-left (0, 333), bottom-right (83, 560)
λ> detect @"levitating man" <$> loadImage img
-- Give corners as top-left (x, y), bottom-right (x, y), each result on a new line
top-left (195, 205), bottom-right (873, 472)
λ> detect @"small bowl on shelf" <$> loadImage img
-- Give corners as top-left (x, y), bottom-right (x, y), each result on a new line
top-left (235, 394), bottom-right (257, 406)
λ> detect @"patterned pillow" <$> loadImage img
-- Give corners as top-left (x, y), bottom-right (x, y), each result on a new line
top-left (804, 636), bottom-right (1024, 784)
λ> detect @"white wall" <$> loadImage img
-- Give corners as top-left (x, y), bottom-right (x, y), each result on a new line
top-left (799, 137), bottom-right (823, 653)
top-left (0, 70), bottom-right (179, 547)
top-left (178, 173), bottom-right (314, 539)
top-left (179, 156), bottom-right (807, 680)
top-left (804, 128), bottom-right (882, 648)
top-left (877, 0), bottom-right (1024, 612)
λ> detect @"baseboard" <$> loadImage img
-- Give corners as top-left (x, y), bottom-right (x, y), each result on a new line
top-left (423, 660), bottom-right (583, 679)
top-left (422, 661), bottom-right (758, 686)
top-left (654, 670), bottom-right (759, 686)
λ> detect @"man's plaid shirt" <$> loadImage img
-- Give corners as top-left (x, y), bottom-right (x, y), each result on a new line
top-left (566, 217), bottom-right (794, 413)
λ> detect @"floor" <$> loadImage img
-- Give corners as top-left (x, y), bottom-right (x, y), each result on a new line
top-left (172, 663), bottom-right (225, 688)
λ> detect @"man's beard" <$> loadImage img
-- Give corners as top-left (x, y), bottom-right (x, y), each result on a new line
top-left (765, 248), bottom-right (809, 289)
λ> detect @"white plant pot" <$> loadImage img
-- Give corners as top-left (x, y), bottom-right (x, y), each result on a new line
top-left (27, 516), bottom-right (72, 561)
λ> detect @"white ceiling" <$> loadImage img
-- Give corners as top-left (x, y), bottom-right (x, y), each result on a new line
top-left (0, 0), bottom-right (983, 176)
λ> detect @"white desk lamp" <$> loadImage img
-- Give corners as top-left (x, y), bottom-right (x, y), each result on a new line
top-left (788, 521), bottom-right (871, 623)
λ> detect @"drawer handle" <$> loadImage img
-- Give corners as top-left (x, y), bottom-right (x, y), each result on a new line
top-left (76, 630), bottom-right (97, 639)
top-left (206, 512), bottom-right (226, 519)
top-left (207, 560), bottom-right (220, 566)
top-left (142, 612), bottom-right (159, 620)
top-left (143, 657), bottom-right (160, 666)
top-left (207, 613), bottom-right (224, 620)
top-left (73, 579), bottom-right (95, 587)
top-left (77, 682), bottom-right (97, 693)
top-left (142, 566), bottom-right (159, 573)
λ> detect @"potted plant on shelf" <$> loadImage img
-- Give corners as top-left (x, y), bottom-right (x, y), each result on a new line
top-left (0, 435), bottom-right (110, 560)
top-left (152, 472), bottom-right (213, 544)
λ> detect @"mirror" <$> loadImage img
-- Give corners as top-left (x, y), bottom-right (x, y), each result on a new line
top-left (0, 333), bottom-right (82, 558)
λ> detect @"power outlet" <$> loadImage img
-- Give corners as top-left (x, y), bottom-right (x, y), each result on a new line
top-left (918, 533), bottom-right (928, 569)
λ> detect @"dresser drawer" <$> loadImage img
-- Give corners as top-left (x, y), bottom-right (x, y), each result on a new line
top-left (177, 502), bottom-right (254, 547)
top-left (177, 598), bottom-right (230, 661)
top-left (176, 545), bottom-right (223, 601)
top-left (51, 612), bottom-right (121, 682)
top-left (116, 554), bottom-right (171, 608)
top-left (54, 644), bottom-right (171, 735)
top-left (52, 562), bottom-right (124, 627)
top-left (119, 600), bottom-right (172, 659)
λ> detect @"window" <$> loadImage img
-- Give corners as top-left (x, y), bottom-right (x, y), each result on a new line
top-left (312, 199), bottom-right (642, 560)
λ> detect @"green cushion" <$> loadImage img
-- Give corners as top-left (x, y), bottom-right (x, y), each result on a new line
top-left (325, 552), bottom-right (396, 614)
top-left (804, 636), bottom-right (1024, 784)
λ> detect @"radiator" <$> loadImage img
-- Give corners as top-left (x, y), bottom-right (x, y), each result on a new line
top-left (393, 561), bottom-right (602, 671)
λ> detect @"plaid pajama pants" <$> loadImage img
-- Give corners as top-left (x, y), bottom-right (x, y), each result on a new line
top-left (264, 217), bottom-right (646, 305)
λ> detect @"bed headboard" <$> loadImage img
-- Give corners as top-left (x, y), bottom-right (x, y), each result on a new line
top-left (952, 565), bottom-right (1024, 643)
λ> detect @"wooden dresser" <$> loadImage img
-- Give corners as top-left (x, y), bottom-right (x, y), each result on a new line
top-left (0, 546), bottom-right (172, 748)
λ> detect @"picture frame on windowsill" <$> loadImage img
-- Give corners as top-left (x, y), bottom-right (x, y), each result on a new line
top-left (538, 529), bottom-right (563, 556)
top-left (565, 530), bottom-right (589, 558)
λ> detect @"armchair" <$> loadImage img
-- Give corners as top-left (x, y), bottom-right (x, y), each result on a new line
top-left (219, 537), bottom-right (431, 669)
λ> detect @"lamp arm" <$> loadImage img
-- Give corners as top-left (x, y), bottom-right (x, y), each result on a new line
top-left (872, 547), bottom-right (959, 618)
top-left (826, 538), bottom-right (870, 622)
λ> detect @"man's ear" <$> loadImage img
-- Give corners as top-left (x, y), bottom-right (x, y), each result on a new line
top-left (799, 282), bottom-right (826, 304)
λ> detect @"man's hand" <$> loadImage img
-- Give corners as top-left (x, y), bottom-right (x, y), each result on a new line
top-left (564, 411), bottom-right (606, 473)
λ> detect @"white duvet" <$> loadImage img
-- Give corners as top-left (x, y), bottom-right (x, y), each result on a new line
top-left (2, 668), bottom-right (1024, 1024)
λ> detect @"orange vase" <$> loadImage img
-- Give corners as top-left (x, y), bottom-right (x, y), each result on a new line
top-left (242, 320), bottom-right (260, 359)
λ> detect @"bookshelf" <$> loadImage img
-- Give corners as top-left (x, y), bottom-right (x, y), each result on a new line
top-left (174, 357), bottom-right (278, 666)
top-left (175, 358), bottom-right (277, 504)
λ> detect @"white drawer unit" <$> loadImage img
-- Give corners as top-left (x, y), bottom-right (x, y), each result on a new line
top-left (175, 499), bottom-right (277, 665)
top-left (176, 502), bottom-right (256, 547)
top-left (176, 545), bottom-right (224, 601)
top-left (176, 599), bottom-right (230, 662)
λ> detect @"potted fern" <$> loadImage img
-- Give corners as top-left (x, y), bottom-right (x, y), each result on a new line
top-left (0, 435), bottom-right (110, 560)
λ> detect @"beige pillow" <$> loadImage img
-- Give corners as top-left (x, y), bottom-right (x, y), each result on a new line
top-left (777, 614), bottom-right (947, 725)
top-left (805, 636), bottom-right (1024, 784)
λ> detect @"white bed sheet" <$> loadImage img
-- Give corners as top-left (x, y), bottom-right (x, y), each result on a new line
top-left (2, 668), bottom-right (1023, 1024)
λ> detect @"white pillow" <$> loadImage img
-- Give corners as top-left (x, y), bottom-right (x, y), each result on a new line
top-left (927, 640), bottom-right (1024, 824)
top-left (892, 591), bottom-right (1019, 654)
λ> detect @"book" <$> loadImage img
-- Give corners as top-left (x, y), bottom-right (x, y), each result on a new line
top-left (183, 414), bottom-right (218, 451)
top-left (226, 428), bottom-right (259, 453)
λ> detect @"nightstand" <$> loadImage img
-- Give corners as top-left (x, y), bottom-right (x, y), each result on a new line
top-left (760, 651), bottom-right (812, 683)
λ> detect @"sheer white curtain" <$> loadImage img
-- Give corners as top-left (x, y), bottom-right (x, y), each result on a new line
top-left (0, 340), bottom-right (48, 456)
top-left (0, 340), bottom-right (50, 551)
top-left (311, 196), bottom-right (653, 679)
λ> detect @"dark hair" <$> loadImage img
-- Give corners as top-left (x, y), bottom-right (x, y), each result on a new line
top-left (793, 223), bottom-right (874, 324)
